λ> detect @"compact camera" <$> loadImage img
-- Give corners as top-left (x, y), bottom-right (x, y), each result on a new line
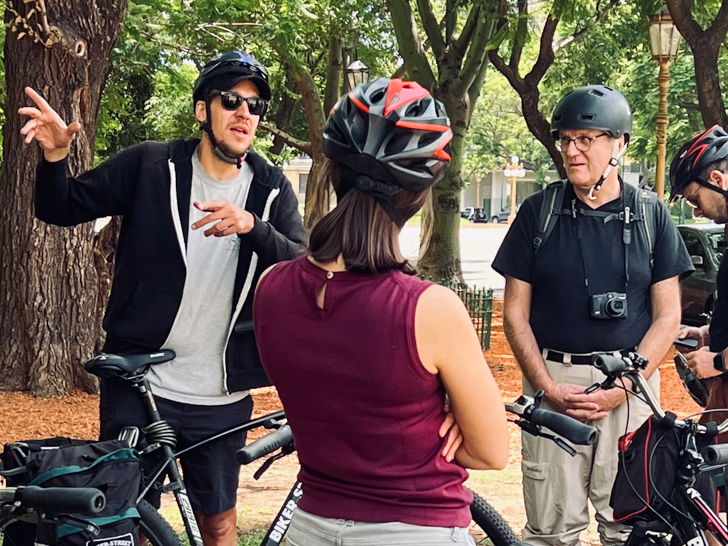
top-left (590, 292), bottom-right (628, 320)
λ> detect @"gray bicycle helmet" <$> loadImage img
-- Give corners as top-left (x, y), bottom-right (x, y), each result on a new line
top-left (323, 78), bottom-right (452, 194)
top-left (551, 85), bottom-right (632, 143)
top-left (669, 125), bottom-right (728, 201)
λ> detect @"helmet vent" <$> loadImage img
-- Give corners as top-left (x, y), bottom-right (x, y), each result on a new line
top-left (579, 114), bottom-right (595, 121)
top-left (385, 133), bottom-right (410, 156)
top-left (371, 89), bottom-right (386, 103)
top-left (418, 132), bottom-right (439, 148)
top-left (590, 89), bottom-right (605, 97)
top-left (351, 110), bottom-right (368, 145)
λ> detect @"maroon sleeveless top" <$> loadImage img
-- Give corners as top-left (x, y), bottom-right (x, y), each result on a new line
top-left (253, 256), bottom-right (472, 527)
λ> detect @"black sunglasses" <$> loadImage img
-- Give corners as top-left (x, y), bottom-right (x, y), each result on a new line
top-left (213, 91), bottom-right (268, 117)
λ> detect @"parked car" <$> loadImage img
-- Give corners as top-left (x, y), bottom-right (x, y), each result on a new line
top-left (678, 223), bottom-right (725, 325)
top-left (461, 207), bottom-right (488, 223)
top-left (492, 205), bottom-right (520, 224)
top-left (468, 208), bottom-right (488, 223)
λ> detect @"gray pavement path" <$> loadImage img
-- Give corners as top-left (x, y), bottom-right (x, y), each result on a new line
top-left (399, 224), bottom-right (509, 296)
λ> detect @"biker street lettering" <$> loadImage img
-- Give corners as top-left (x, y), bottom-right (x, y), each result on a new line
top-left (269, 482), bottom-right (303, 542)
top-left (86, 533), bottom-right (134, 546)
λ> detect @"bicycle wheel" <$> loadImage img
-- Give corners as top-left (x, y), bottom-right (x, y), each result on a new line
top-left (138, 500), bottom-right (184, 546)
top-left (469, 490), bottom-right (521, 546)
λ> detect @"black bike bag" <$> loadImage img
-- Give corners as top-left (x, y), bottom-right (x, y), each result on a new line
top-left (1, 437), bottom-right (141, 546)
top-left (610, 413), bottom-right (680, 524)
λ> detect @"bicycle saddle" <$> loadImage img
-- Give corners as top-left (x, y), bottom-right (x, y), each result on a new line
top-left (84, 350), bottom-right (176, 380)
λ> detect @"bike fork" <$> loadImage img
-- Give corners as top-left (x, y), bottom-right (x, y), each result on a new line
top-left (259, 481), bottom-right (303, 546)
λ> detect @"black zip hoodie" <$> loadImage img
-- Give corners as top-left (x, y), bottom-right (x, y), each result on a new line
top-left (35, 138), bottom-right (307, 392)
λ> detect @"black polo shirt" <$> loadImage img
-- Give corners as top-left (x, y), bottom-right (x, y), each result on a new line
top-left (710, 252), bottom-right (728, 353)
top-left (492, 182), bottom-right (693, 353)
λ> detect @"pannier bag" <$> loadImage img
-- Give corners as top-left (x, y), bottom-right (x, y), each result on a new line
top-left (610, 413), bottom-right (681, 524)
top-left (0, 437), bottom-right (141, 546)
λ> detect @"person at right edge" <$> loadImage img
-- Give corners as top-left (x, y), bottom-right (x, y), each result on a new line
top-left (672, 126), bottom-right (728, 439)
top-left (492, 85), bottom-right (693, 546)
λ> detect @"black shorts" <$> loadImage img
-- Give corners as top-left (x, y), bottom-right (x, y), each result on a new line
top-left (100, 380), bottom-right (254, 514)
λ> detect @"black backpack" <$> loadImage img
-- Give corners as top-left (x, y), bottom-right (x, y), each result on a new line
top-left (533, 180), bottom-right (658, 267)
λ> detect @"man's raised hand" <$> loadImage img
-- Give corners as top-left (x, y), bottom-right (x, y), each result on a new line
top-left (18, 87), bottom-right (81, 162)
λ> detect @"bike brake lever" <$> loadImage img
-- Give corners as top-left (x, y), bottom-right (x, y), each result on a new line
top-left (253, 451), bottom-right (286, 480)
top-left (49, 515), bottom-right (101, 535)
top-left (585, 380), bottom-right (614, 394)
top-left (512, 419), bottom-right (577, 457)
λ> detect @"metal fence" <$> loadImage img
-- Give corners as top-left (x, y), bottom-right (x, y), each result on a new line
top-left (429, 279), bottom-right (494, 351)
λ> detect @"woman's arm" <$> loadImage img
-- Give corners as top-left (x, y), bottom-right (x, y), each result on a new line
top-left (415, 284), bottom-right (509, 470)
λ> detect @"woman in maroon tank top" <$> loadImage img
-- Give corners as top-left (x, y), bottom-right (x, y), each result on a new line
top-left (253, 79), bottom-right (508, 546)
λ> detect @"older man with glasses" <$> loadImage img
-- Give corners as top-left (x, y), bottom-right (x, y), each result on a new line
top-left (492, 85), bottom-right (692, 546)
top-left (19, 51), bottom-right (306, 546)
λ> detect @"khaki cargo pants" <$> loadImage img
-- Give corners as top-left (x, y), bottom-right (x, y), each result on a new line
top-left (521, 351), bottom-right (660, 546)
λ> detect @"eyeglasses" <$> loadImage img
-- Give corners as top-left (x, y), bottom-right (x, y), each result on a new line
top-left (555, 133), bottom-right (610, 153)
top-left (681, 177), bottom-right (726, 208)
top-left (212, 91), bottom-right (268, 117)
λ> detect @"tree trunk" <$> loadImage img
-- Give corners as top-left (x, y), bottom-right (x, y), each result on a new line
top-left (0, 0), bottom-right (126, 396)
top-left (693, 45), bottom-right (728, 129)
top-left (417, 94), bottom-right (468, 282)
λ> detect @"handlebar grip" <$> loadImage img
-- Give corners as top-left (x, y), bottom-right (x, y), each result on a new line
top-left (236, 425), bottom-right (294, 465)
top-left (529, 408), bottom-right (598, 445)
top-left (592, 354), bottom-right (627, 375)
top-left (16, 486), bottom-right (105, 515)
top-left (703, 445), bottom-right (728, 465)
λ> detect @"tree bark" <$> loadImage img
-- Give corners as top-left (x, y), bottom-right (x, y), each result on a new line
top-left (0, 0), bottom-right (126, 396)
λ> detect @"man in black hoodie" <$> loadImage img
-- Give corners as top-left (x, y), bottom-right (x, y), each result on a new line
top-left (20, 51), bottom-right (306, 546)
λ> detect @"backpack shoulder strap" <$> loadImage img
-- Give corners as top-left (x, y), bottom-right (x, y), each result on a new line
top-left (534, 180), bottom-right (568, 254)
top-left (631, 185), bottom-right (658, 268)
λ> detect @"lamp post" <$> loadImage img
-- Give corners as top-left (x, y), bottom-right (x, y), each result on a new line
top-left (648, 5), bottom-right (682, 201)
top-left (346, 59), bottom-right (369, 90)
top-left (504, 156), bottom-right (526, 224)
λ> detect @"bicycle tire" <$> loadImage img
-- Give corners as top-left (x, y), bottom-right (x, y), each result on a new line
top-left (138, 499), bottom-right (184, 546)
top-left (469, 490), bottom-right (521, 546)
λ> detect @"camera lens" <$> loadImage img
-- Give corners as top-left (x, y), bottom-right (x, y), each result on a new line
top-left (605, 298), bottom-right (625, 317)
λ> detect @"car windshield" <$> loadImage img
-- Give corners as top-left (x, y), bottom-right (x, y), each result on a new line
top-left (707, 230), bottom-right (726, 261)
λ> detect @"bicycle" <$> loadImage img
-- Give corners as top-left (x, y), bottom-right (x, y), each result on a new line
top-left (46, 350), bottom-right (596, 546)
top-left (590, 351), bottom-right (728, 546)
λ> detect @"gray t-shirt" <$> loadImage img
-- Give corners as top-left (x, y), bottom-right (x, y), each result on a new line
top-left (148, 151), bottom-right (252, 405)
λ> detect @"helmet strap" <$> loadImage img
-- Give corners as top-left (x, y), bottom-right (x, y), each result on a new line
top-left (588, 139), bottom-right (627, 201)
top-left (341, 174), bottom-right (405, 228)
top-left (201, 99), bottom-right (247, 169)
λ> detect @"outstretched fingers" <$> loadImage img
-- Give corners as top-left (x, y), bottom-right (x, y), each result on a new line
top-left (23, 87), bottom-right (52, 112)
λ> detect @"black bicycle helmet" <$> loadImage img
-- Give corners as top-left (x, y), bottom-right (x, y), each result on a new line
top-left (322, 78), bottom-right (452, 194)
top-left (193, 51), bottom-right (271, 104)
top-left (551, 85), bottom-right (632, 143)
top-left (669, 125), bottom-right (728, 200)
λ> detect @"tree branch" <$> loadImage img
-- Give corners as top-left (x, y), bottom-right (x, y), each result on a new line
top-left (387, 0), bottom-right (437, 89)
top-left (454, 2), bottom-right (497, 97)
top-left (509, 0), bottom-right (528, 70)
top-left (324, 35), bottom-right (342, 115)
top-left (260, 123), bottom-right (313, 157)
top-left (525, 14), bottom-right (558, 86)
top-left (445, 0), bottom-right (459, 43)
top-left (455, 2), bottom-right (480, 55)
top-left (416, 0), bottom-right (446, 58)
top-left (553, 0), bottom-right (619, 54)
top-left (665, 0), bottom-right (705, 46)
top-left (488, 48), bottom-right (525, 95)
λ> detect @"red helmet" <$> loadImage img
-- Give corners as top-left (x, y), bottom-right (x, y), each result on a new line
top-left (323, 78), bottom-right (452, 193)
top-left (670, 125), bottom-right (728, 201)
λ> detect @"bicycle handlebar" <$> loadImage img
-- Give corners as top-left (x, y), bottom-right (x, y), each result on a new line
top-left (2, 486), bottom-right (106, 515)
top-left (528, 407), bottom-right (598, 445)
top-left (591, 352), bottom-right (728, 435)
top-left (237, 424), bottom-right (293, 465)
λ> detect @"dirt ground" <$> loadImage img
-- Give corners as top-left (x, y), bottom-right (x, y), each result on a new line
top-left (0, 299), bottom-right (701, 542)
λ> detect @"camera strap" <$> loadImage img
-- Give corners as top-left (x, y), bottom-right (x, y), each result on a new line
top-left (571, 184), bottom-right (632, 297)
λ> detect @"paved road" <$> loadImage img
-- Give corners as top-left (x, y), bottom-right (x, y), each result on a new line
top-left (399, 224), bottom-right (509, 295)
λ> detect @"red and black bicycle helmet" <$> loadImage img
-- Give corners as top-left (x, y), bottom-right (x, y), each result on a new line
top-left (669, 125), bottom-right (728, 201)
top-left (322, 78), bottom-right (452, 193)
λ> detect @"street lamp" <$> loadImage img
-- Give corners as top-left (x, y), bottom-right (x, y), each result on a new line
top-left (346, 59), bottom-right (369, 90)
top-left (648, 4), bottom-right (682, 201)
top-left (504, 156), bottom-right (526, 224)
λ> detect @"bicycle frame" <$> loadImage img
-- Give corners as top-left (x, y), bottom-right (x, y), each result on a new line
top-left (129, 378), bottom-right (285, 546)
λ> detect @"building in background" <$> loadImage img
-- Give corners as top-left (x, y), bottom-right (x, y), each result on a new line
top-left (282, 156), bottom-right (311, 209)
